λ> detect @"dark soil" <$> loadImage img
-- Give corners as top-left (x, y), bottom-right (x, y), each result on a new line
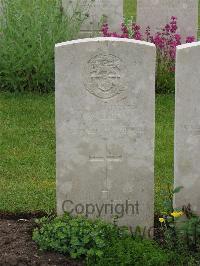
top-left (0, 212), bottom-right (83, 266)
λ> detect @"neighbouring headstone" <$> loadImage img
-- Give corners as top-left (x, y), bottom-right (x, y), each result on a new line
top-left (174, 42), bottom-right (200, 215)
top-left (55, 37), bottom-right (156, 230)
top-left (137, 0), bottom-right (198, 41)
top-left (62, 0), bottom-right (123, 37)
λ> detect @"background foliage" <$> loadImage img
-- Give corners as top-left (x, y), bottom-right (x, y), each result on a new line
top-left (0, 0), bottom-right (87, 92)
top-left (0, 0), bottom-right (199, 93)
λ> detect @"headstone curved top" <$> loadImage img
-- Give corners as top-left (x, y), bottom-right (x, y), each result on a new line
top-left (137, 0), bottom-right (198, 42)
top-left (55, 37), bottom-right (156, 229)
top-left (174, 41), bottom-right (200, 215)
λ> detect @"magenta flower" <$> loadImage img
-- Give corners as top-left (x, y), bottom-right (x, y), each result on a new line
top-left (174, 34), bottom-right (181, 45)
top-left (121, 23), bottom-right (128, 34)
top-left (171, 16), bottom-right (177, 20)
top-left (132, 23), bottom-right (141, 32)
top-left (186, 36), bottom-right (195, 43)
top-left (101, 16), bottom-right (195, 74)
top-left (165, 24), bottom-right (170, 33)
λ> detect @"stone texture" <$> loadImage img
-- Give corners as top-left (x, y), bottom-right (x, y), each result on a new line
top-left (62, 0), bottom-right (123, 36)
top-left (137, 0), bottom-right (198, 41)
top-left (174, 42), bottom-right (200, 215)
top-left (55, 37), bottom-right (156, 229)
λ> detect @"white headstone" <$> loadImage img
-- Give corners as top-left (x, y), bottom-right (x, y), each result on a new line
top-left (174, 42), bottom-right (200, 215)
top-left (55, 37), bottom-right (156, 229)
top-left (137, 0), bottom-right (198, 41)
top-left (62, 0), bottom-right (123, 37)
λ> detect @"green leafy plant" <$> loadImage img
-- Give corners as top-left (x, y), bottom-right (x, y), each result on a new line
top-left (89, 237), bottom-right (183, 266)
top-left (33, 213), bottom-right (186, 265)
top-left (162, 208), bottom-right (200, 252)
top-left (0, 0), bottom-right (89, 92)
top-left (181, 205), bottom-right (200, 252)
top-left (33, 214), bottom-right (128, 260)
top-left (158, 187), bottom-right (200, 264)
top-left (162, 185), bottom-right (184, 213)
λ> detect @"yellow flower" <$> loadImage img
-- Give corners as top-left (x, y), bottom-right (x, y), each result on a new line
top-left (171, 211), bottom-right (184, 218)
top-left (159, 218), bottom-right (165, 223)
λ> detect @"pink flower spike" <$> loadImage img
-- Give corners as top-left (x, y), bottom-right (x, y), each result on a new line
top-left (171, 16), bottom-right (177, 20)
top-left (132, 23), bottom-right (141, 31)
top-left (165, 24), bottom-right (170, 32)
top-left (120, 33), bottom-right (129, 38)
top-left (186, 36), bottom-right (195, 43)
top-left (134, 32), bottom-right (142, 40)
top-left (121, 23), bottom-right (128, 34)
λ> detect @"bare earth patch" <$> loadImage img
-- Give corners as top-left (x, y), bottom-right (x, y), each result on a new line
top-left (0, 215), bottom-right (83, 266)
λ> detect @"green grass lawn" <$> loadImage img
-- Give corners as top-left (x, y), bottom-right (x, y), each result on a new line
top-left (0, 93), bottom-right (56, 213)
top-left (124, 0), bottom-right (137, 19)
top-left (0, 92), bottom-right (174, 213)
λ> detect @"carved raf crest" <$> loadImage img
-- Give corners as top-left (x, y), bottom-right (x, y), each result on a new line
top-left (86, 54), bottom-right (124, 99)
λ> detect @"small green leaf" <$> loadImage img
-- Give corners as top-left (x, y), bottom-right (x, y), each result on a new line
top-left (173, 186), bottom-right (184, 194)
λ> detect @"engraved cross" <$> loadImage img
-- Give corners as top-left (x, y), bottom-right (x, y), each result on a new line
top-left (89, 144), bottom-right (123, 195)
top-left (89, 144), bottom-right (122, 163)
